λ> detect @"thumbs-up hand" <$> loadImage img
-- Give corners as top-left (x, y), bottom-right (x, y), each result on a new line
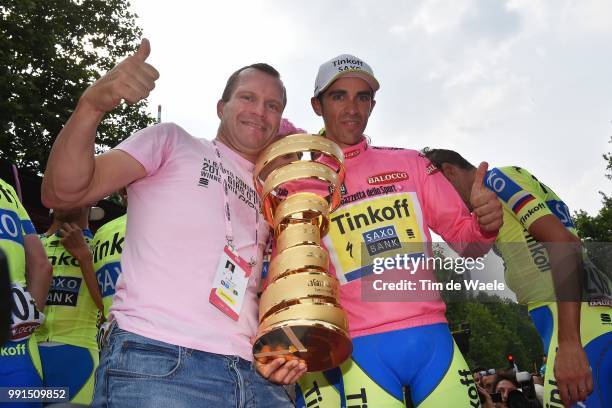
top-left (469, 162), bottom-right (503, 232)
top-left (80, 38), bottom-right (160, 115)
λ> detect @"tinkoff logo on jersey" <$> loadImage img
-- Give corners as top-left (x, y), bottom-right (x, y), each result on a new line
top-left (48, 249), bottom-right (80, 267)
top-left (1, 343), bottom-right (27, 356)
top-left (331, 198), bottom-right (411, 234)
top-left (326, 193), bottom-right (426, 284)
top-left (47, 276), bottom-right (82, 306)
top-left (363, 225), bottom-right (400, 256)
top-left (93, 231), bottom-right (124, 264)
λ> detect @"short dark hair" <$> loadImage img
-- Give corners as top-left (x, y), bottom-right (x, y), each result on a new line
top-left (221, 63), bottom-right (287, 107)
top-left (422, 148), bottom-right (475, 170)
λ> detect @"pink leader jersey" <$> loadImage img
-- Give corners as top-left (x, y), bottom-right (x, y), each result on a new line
top-left (109, 123), bottom-right (269, 361)
top-left (319, 137), bottom-right (496, 338)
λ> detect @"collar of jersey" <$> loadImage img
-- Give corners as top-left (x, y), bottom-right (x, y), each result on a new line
top-left (341, 136), bottom-right (369, 161)
top-left (42, 228), bottom-right (93, 240)
top-left (317, 129), bottom-right (368, 162)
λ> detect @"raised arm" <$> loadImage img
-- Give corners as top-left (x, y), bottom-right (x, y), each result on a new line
top-left (42, 39), bottom-right (159, 209)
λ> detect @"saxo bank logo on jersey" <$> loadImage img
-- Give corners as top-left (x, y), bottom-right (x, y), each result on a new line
top-left (363, 225), bottom-right (400, 256)
top-left (0, 208), bottom-right (23, 245)
top-left (96, 262), bottom-right (121, 297)
top-left (47, 276), bottom-right (82, 307)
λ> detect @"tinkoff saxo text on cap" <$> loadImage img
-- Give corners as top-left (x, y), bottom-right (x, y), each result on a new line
top-left (313, 54), bottom-right (380, 97)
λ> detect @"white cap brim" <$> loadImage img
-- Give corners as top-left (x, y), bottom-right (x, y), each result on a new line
top-left (314, 69), bottom-right (380, 97)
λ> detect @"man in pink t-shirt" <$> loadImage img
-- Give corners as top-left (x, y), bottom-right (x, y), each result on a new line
top-left (42, 39), bottom-right (304, 407)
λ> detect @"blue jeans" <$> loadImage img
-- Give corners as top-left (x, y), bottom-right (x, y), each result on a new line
top-left (92, 324), bottom-right (293, 407)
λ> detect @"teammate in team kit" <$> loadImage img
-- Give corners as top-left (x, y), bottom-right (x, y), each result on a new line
top-left (424, 149), bottom-right (611, 408)
top-left (92, 192), bottom-right (127, 320)
top-left (91, 199), bottom-right (127, 351)
top-left (37, 206), bottom-right (104, 405)
top-left (295, 55), bottom-right (503, 407)
top-left (0, 178), bottom-right (52, 408)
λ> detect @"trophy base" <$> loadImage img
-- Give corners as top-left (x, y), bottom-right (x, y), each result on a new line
top-left (253, 320), bottom-right (352, 372)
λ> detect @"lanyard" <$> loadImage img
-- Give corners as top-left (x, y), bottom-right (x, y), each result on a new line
top-left (212, 141), bottom-right (260, 266)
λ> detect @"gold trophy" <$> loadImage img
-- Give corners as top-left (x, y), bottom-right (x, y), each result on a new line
top-left (252, 134), bottom-right (352, 372)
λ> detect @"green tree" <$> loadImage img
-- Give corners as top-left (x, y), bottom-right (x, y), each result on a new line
top-left (574, 137), bottom-right (611, 272)
top-left (574, 194), bottom-right (612, 242)
top-left (432, 246), bottom-right (544, 371)
top-left (0, 0), bottom-right (155, 174)
top-left (574, 136), bottom-right (612, 242)
top-left (446, 293), bottom-right (544, 371)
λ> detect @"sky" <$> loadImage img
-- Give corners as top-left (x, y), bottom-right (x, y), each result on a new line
top-left (129, 0), bottom-right (612, 217)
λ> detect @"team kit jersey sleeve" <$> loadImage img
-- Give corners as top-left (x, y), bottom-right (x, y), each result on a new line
top-left (485, 166), bottom-right (571, 234)
top-left (484, 166), bottom-right (611, 304)
top-left (110, 123), bottom-right (269, 361)
top-left (0, 179), bottom-right (37, 286)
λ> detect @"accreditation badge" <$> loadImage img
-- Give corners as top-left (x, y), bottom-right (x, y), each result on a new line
top-left (209, 246), bottom-right (253, 320)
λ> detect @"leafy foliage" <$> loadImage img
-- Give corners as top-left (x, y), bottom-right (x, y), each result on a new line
top-left (0, 0), bottom-right (155, 173)
top-left (446, 292), bottom-right (544, 372)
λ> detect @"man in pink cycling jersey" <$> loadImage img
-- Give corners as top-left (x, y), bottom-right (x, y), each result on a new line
top-left (296, 54), bottom-right (503, 408)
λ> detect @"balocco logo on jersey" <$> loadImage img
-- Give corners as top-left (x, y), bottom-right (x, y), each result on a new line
top-left (10, 322), bottom-right (38, 341)
top-left (367, 172), bottom-right (408, 185)
top-left (344, 149), bottom-right (361, 159)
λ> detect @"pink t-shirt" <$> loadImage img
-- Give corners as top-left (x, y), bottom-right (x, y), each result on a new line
top-left (110, 123), bottom-right (269, 361)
